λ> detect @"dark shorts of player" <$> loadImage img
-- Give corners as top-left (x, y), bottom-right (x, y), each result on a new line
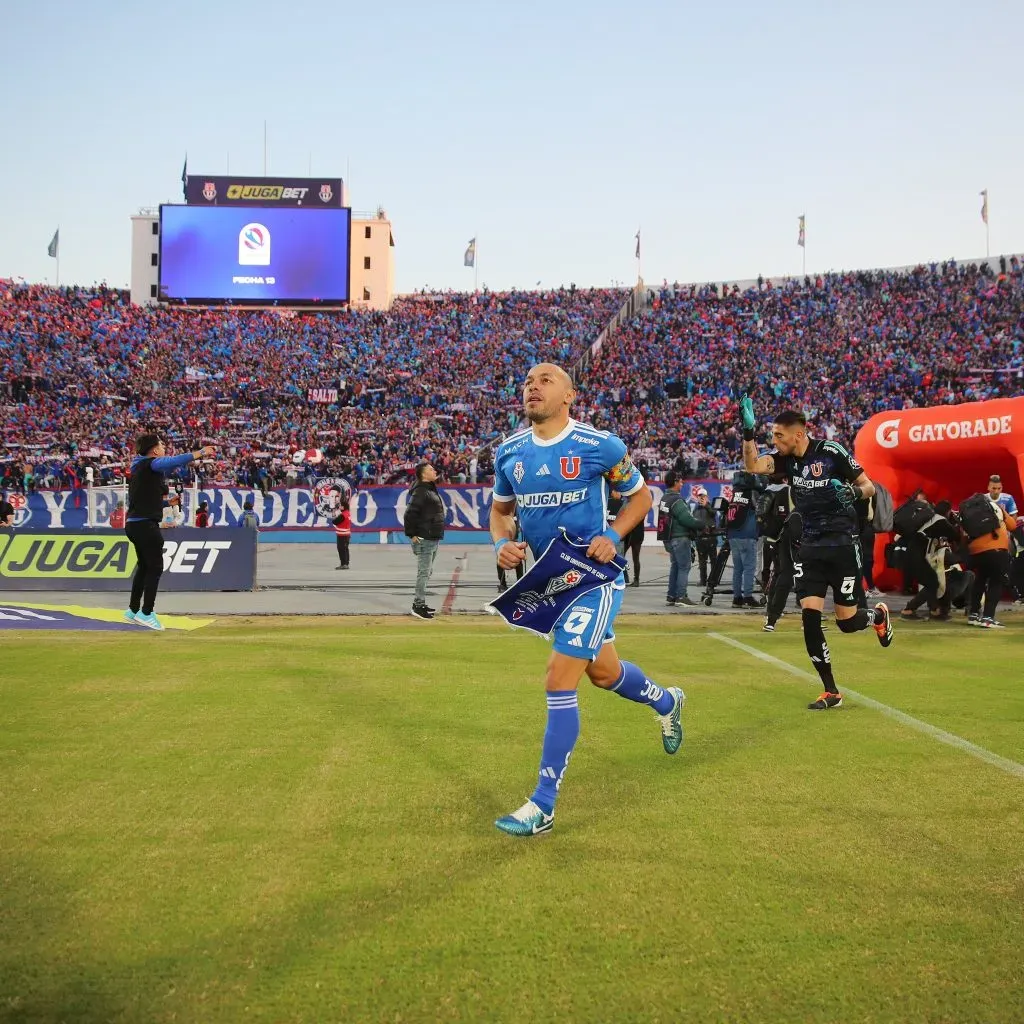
top-left (793, 543), bottom-right (864, 606)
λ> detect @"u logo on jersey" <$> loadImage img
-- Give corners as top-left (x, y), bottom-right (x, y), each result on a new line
top-left (810, 461), bottom-right (825, 477)
top-left (559, 456), bottom-right (581, 480)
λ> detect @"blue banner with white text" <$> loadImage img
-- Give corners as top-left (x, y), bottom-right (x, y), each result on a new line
top-left (5, 482), bottom-right (731, 534)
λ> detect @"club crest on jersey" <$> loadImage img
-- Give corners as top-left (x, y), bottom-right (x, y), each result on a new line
top-left (544, 569), bottom-right (583, 596)
top-left (513, 460), bottom-right (525, 484)
top-left (810, 461), bottom-right (825, 478)
top-left (559, 456), bottom-right (581, 480)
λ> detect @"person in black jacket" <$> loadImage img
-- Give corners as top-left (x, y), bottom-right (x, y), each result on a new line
top-left (900, 502), bottom-right (962, 620)
top-left (125, 433), bottom-right (215, 630)
top-left (403, 462), bottom-right (446, 619)
top-left (691, 486), bottom-right (718, 586)
top-left (761, 483), bottom-right (796, 632)
top-left (608, 489), bottom-right (646, 586)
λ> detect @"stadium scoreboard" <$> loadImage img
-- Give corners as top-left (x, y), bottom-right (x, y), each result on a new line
top-left (159, 174), bottom-right (351, 306)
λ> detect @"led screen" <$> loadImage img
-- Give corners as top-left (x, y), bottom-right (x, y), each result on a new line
top-left (159, 205), bottom-right (351, 304)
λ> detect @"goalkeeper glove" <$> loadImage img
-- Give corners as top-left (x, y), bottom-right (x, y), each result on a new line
top-left (829, 479), bottom-right (861, 510)
top-left (739, 395), bottom-right (756, 440)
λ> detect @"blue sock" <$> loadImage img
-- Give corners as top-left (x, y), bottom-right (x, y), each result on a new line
top-left (529, 690), bottom-right (580, 815)
top-left (610, 661), bottom-right (675, 715)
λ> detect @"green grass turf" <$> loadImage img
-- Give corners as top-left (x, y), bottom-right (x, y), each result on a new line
top-left (1, 615), bottom-right (1022, 1023)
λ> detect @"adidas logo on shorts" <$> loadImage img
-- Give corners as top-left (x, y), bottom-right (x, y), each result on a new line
top-left (568, 636), bottom-right (584, 647)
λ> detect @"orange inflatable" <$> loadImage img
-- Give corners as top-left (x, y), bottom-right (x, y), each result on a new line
top-left (854, 397), bottom-right (1024, 588)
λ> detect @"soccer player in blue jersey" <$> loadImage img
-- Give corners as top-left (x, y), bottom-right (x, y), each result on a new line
top-left (489, 363), bottom-right (685, 837)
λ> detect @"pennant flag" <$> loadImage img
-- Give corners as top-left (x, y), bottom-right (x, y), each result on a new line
top-left (47, 229), bottom-right (59, 259)
top-left (797, 214), bottom-right (806, 248)
top-left (181, 153), bottom-right (189, 200)
top-left (635, 229), bottom-right (641, 260)
top-left (464, 238), bottom-right (476, 267)
top-left (980, 189), bottom-right (989, 225)
top-left (485, 529), bottom-right (627, 638)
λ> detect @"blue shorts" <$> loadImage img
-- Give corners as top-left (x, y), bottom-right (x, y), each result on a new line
top-left (551, 581), bottom-right (625, 660)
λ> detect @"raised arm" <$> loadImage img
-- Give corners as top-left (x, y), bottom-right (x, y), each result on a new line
top-left (739, 396), bottom-right (776, 475)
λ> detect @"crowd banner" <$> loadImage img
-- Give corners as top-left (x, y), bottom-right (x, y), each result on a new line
top-left (2, 482), bottom-right (731, 534)
top-left (0, 527), bottom-right (257, 592)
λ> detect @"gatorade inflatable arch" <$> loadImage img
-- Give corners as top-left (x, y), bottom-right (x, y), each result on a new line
top-left (855, 396), bottom-right (1024, 588)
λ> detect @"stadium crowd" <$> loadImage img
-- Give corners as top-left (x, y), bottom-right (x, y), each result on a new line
top-left (0, 282), bottom-right (624, 488)
top-left (2, 257), bottom-right (1022, 490)
top-left (576, 257), bottom-right (1024, 476)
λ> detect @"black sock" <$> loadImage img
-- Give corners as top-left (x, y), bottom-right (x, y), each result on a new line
top-left (802, 608), bottom-right (837, 691)
top-left (837, 608), bottom-right (872, 633)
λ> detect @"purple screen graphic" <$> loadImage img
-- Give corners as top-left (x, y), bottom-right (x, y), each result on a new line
top-left (159, 205), bottom-right (351, 303)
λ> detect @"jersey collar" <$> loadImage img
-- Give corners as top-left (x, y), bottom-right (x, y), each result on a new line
top-left (530, 418), bottom-right (576, 448)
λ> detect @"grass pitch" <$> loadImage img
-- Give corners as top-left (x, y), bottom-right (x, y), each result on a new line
top-left (2, 615), bottom-right (1022, 1023)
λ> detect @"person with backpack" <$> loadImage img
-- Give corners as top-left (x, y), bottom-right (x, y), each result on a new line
top-left (960, 491), bottom-right (1018, 628)
top-left (658, 472), bottom-right (700, 606)
top-left (897, 499), bottom-right (962, 621)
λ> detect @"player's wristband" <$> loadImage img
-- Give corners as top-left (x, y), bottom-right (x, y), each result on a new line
top-left (602, 528), bottom-right (621, 545)
top-left (742, 428), bottom-right (755, 442)
top-left (494, 538), bottom-right (510, 554)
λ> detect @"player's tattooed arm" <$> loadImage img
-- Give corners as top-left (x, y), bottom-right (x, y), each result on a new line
top-left (850, 472), bottom-right (876, 500)
top-left (742, 441), bottom-right (775, 476)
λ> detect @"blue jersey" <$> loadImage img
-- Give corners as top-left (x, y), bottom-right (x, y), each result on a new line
top-left (492, 419), bottom-right (645, 559)
top-left (996, 492), bottom-right (1018, 516)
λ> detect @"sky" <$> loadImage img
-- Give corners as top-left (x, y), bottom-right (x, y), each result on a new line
top-left (2, 0), bottom-right (1023, 294)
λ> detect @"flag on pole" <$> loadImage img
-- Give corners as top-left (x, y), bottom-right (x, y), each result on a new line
top-left (47, 229), bottom-right (59, 259)
top-left (464, 238), bottom-right (476, 267)
top-left (181, 154), bottom-right (189, 200)
top-left (635, 229), bottom-right (641, 260)
top-left (980, 189), bottom-right (989, 225)
top-left (797, 215), bottom-right (806, 248)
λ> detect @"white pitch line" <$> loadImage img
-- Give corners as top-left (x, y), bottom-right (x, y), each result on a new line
top-left (709, 632), bottom-right (1024, 781)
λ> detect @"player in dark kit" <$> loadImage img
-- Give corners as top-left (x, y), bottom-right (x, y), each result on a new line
top-left (740, 400), bottom-right (893, 709)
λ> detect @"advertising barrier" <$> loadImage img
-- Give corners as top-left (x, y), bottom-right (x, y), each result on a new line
top-left (0, 528), bottom-right (257, 592)
top-left (4, 481), bottom-right (731, 538)
top-left (855, 396), bottom-right (1024, 590)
